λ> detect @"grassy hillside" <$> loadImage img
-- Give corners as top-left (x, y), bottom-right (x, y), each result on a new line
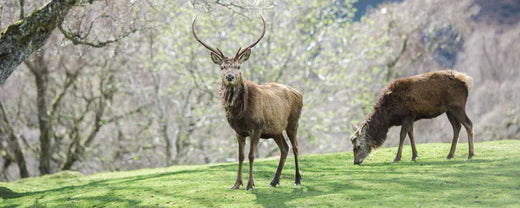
top-left (1, 140), bottom-right (519, 207)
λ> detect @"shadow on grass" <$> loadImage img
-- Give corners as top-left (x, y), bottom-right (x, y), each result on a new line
top-left (0, 168), bottom-right (206, 207)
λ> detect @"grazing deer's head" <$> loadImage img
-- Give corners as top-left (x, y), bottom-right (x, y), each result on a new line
top-left (350, 123), bottom-right (372, 165)
top-left (192, 15), bottom-right (266, 87)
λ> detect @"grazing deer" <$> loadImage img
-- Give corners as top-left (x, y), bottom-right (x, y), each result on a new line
top-left (192, 16), bottom-right (303, 190)
top-left (350, 70), bottom-right (474, 165)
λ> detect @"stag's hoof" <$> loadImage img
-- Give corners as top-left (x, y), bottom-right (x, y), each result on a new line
top-left (467, 153), bottom-right (474, 160)
top-left (246, 181), bottom-right (255, 191)
top-left (447, 154), bottom-right (454, 159)
top-left (230, 180), bottom-right (242, 190)
top-left (392, 158), bottom-right (401, 163)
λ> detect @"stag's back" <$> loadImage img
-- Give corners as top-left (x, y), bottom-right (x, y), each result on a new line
top-left (378, 70), bottom-right (473, 120)
top-left (246, 81), bottom-right (302, 135)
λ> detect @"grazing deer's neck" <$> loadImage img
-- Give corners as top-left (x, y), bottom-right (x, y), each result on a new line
top-left (220, 79), bottom-right (248, 118)
top-left (365, 108), bottom-right (391, 148)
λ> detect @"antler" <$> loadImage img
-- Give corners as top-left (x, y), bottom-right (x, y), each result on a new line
top-left (192, 15), bottom-right (225, 58)
top-left (237, 15), bottom-right (266, 56)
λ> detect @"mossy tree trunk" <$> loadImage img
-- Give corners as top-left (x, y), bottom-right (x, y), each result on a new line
top-left (0, 101), bottom-right (30, 178)
top-left (0, 0), bottom-right (77, 85)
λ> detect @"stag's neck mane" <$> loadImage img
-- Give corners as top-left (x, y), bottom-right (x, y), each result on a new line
top-left (364, 105), bottom-right (392, 148)
top-left (219, 80), bottom-right (249, 118)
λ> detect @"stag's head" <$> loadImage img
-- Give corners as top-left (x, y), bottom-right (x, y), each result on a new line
top-left (192, 16), bottom-right (266, 87)
top-left (350, 123), bottom-right (372, 165)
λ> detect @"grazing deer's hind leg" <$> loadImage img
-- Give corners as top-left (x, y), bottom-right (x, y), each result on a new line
top-left (462, 114), bottom-right (474, 159)
top-left (246, 132), bottom-right (261, 191)
top-left (394, 118), bottom-right (412, 163)
top-left (231, 134), bottom-right (246, 190)
top-left (408, 123), bottom-right (418, 161)
top-left (446, 111), bottom-right (461, 159)
top-left (287, 123), bottom-right (302, 185)
top-left (270, 134), bottom-right (288, 187)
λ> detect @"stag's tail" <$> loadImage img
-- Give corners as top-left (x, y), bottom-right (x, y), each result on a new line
top-left (454, 71), bottom-right (473, 92)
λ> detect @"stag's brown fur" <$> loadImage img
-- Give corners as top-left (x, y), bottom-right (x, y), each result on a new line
top-left (221, 80), bottom-right (303, 139)
top-left (221, 79), bottom-right (303, 190)
top-left (351, 70), bottom-right (474, 165)
top-left (193, 16), bottom-right (302, 190)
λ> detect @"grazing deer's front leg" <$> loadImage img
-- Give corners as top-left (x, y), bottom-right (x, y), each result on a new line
top-left (408, 123), bottom-right (418, 161)
top-left (394, 118), bottom-right (412, 163)
top-left (246, 131), bottom-right (261, 191)
top-left (231, 134), bottom-right (246, 190)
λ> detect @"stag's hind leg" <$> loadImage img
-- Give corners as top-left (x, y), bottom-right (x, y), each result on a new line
top-left (286, 123), bottom-right (302, 185)
top-left (270, 134), bottom-right (288, 187)
top-left (446, 111), bottom-right (461, 159)
top-left (462, 114), bottom-right (475, 159)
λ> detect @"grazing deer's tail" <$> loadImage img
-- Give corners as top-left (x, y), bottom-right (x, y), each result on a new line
top-left (454, 71), bottom-right (473, 92)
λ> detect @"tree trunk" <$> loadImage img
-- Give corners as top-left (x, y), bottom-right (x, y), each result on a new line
top-left (0, 0), bottom-right (77, 84)
top-left (34, 71), bottom-right (53, 175)
top-left (27, 54), bottom-right (54, 175)
top-left (161, 119), bottom-right (172, 166)
top-left (0, 102), bottom-right (29, 178)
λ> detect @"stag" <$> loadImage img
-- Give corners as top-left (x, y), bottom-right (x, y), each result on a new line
top-left (350, 70), bottom-right (474, 165)
top-left (192, 16), bottom-right (303, 190)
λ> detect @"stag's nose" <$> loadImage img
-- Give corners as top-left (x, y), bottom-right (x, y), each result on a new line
top-left (226, 74), bottom-right (235, 81)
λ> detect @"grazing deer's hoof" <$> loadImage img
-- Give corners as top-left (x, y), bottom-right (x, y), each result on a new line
top-left (269, 180), bottom-right (280, 187)
top-left (467, 153), bottom-right (474, 160)
top-left (295, 175), bottom-right (302, 185)
top-left (412, 155), bottom-right (418, 161)
top-left (392, 158), bottom-right (401, 163)
top-left (447, 154), bottom-right (454, 159)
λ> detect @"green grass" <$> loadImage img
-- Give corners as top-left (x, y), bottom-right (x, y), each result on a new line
top-left (1, 140), bottom-right (519, 207)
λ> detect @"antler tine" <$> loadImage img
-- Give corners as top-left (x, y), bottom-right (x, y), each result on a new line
top-left (239, 15), bottom-right (266, 55)
top-left (192, 15), bottom-right (225, 57)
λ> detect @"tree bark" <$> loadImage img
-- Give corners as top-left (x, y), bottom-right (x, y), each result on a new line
top-left (26, 53), bottom-right (54, 175)
top-left (0, 101), bottom-right (30, 178)
top-left (0, 0), bottom-right (77, 84)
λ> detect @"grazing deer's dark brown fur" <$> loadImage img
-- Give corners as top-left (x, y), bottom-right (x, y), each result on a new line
top-left (350, 70), bottom-right (474, 165)
top-left (192, 16), bottom-right (303, 190)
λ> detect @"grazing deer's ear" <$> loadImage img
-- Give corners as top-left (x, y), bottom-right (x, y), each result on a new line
top-left (237, 48), bottom-right (251, 63)
top-left (210, 52), bottom-right (223, 65)
top-left (351, 123), bottom-right (358, 131)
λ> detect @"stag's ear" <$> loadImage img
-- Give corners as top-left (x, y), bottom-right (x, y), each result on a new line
top-left (351, 123), bottom-right (359, 131)
top-left (210, 52), bottom-right (223, 65)
top-left (237, 48), bottom-right (251, 64)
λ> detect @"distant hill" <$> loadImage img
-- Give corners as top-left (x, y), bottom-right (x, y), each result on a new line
top-left (474, 0), bottom-right (520, 27)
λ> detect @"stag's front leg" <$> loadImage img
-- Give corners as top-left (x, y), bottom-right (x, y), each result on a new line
top-left (246, 132), bottom-right (261, 191)
top-left (231, 134), bottom-right (246, 190)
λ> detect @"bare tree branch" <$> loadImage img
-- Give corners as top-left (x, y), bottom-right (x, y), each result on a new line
top-left (0, 0), bottom-right (78, 84)
top-left (58, 23), bottom-right (137, 48)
